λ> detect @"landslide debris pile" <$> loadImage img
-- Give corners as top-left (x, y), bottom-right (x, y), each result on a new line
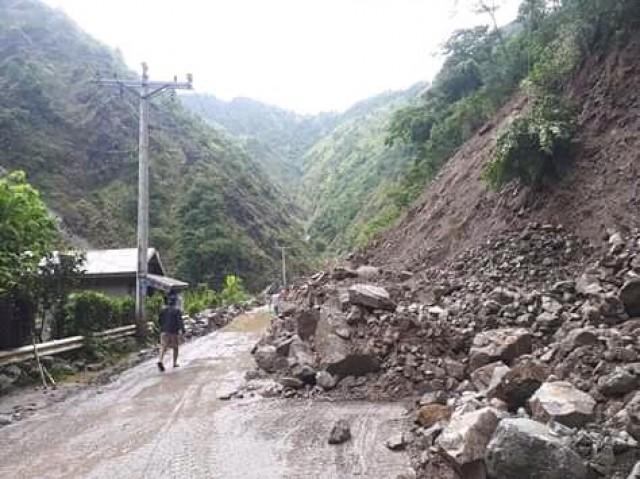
top-left (253, 224), bottom-right (640, 478)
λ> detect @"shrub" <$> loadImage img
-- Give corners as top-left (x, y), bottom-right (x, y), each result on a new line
top-left (183, 284), bottom-right (218, 316)
top-left (483, 95), bottom-right (576, 189)
top-left (64, 291), bottom-right (135, 336)
top-left (219, 275), bottom-right (248, 306)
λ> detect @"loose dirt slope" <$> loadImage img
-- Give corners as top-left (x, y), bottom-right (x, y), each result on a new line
top-left (364, 34), bottom-right (640, 270)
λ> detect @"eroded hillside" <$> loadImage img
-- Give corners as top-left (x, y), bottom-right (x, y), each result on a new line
top-left (363, 32), bottom-right (640, 271)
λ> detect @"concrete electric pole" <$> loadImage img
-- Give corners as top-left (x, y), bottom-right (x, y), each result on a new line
top-left (97, 63), bottom-right (193, 338)
top-left (277, 245), bottom-right (289, 289)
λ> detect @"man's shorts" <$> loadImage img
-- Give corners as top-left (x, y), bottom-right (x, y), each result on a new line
top-left (161, 332), bottom-right (180, 349)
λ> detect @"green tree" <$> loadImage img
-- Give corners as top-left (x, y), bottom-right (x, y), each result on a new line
top-left (0, 171), bottom-right (57, 294)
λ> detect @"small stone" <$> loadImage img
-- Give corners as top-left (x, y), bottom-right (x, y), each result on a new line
top-left (386, 433), bottom-right (406, 451)
top-left (328, 419), bottom-right (351, 444)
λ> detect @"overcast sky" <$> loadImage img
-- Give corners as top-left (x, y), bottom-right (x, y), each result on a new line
top-left (43, 0), bottom-right (521, 114)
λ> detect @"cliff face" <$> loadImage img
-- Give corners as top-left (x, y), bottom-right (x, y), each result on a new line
top-left (363, 33), bottom-right (640, 271)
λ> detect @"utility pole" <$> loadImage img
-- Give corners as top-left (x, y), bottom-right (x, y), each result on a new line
top-left (276, 245), bottom-right (289, 289)
top-left (97, 64), bottom-right (193, 338)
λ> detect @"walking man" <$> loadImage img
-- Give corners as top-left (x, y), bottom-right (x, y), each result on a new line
top-left (157, 292), bottom-right (184, 372)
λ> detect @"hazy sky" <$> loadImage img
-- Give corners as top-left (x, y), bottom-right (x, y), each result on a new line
top-left (43, 0), bottom-right (521, 114)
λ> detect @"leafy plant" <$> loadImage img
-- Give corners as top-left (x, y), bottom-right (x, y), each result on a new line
top-left (183, 284), bottom-right (219, 316)
top-left (219, 275), bottom-right (248, 306)
top-left (0, 171), bottom-right (57, 294)
top-left (483, 95), bottom-right (576, 188)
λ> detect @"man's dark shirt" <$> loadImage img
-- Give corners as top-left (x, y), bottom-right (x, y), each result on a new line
top-left (159, 306), bottom-right (184, 334)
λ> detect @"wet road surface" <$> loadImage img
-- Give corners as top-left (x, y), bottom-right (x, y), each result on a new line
top-left (0, 310), bottom-right (412, 478)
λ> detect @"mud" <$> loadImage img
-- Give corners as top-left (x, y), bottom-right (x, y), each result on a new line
top-left (0, 310), bottom-right (411, 478)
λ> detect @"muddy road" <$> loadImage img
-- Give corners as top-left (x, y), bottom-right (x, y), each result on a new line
top-left (0, 311), bottom-right (411, 478)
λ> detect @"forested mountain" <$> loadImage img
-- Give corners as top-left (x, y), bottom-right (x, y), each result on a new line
top-left (180, 94), bottom-right (338, 186)
top-left (299, 86), bottom-right (422, 252)
top-left (0, 0), bottom-right (311, 290)
top-left (182, 86), bottom-right (425, 254)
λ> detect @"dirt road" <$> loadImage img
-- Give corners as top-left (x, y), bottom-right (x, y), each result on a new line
top-left (0, 311), bottom-right (412, 479)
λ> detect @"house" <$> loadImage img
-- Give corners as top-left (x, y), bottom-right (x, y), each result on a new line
top-left (79, 248), bottom-right (188, 297)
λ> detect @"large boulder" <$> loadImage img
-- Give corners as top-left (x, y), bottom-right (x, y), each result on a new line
top-left (598, 366), bottom-right (640, 397)
top-left (470, 361), bottom-right (510, 393)
top-left (436, 407), bottom-right (499, 465)
top-left (620, 278), bottom-right (640, 317)
top-left (489, 361), bottom-right (548, 411)
top-left (253, 345), bottom-right (287, 373)
top-left (347, 284), bottom-right (396, 311)
top-left (469, 328), bottom-right (533, 371)
top-left (529, 381), bottom-right (596, 428)
top-left (486, 418), bottom-right (587, 479)
top-left (295, 310), bottom-right (320, 341)
top-left (288, 335), bottom-right (314, 367)
top-left (314, 307), bottom-right (380, 377)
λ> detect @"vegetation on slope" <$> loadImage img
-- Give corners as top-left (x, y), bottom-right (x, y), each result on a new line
top-left (300, 88), bottom-right (422, 253)
top-left (180, 94), bottom-right (338, 187)
top-left (0, 0), bottom-right (311, 290)
top-left (389, 0), bottom-right (640, 196)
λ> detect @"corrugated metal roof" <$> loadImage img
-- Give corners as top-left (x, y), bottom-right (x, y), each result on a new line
top-left (83, 248), bottom-right (158, 276)
top-left (147, 274), bottom-right (188, 291)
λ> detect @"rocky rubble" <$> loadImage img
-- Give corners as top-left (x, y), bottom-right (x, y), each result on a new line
top-left (252, 224), bottom-right (640, 477)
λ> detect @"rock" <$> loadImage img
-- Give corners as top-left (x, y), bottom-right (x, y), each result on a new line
top-left (278, 377), bottom-right (304, 389)
top-left (419, 390), bottom-right (448, 406)
top-left (436, 407), bottom-right (499, 465)
top-left (356, 265), bottom-right (381, 279)
top-left (628, 461), bottom-right (640, 479)
top-left (486, 418), bottom-right (587, 479)
top-left (416, 404), bottom-right (453, 427)
top-left (443, 359), bottom-right (466, 381)
top-left (288, 335), bottom-right (314, 367)
top-left (295, 310), bottom-right (319, 340)
top-left (621, 279), bottom-right (640, 317)
top-left (624, 391), bottom-right (640, 440)
top-left (253, 345), bottom-right (287, 373)
top-left (291, 364), bottom-right (317, 384)
top-left (335, 327), bottom-right (351, 340)
top-left (598, 367), bottom-right (639, 396)
top-left (0, 373), bottom-right (15, 394)
top-left (489, 361), bottom-right (548, 411)
top-left (332, 267), bottom-right (358, 280)
top-left (469, 328), bottom-right (533, 371)
top-left (489, 287), bottom-right (518, 305)
top-left (328, 419), bottom-right (351, 444)
top-left (0, 413), bottom-right (13, 426)
top-left (470, 361), bottom-right (510, 392)
top-left (386, 433), bottom-right (406, 451)
top-left (347, 284), bottom-right (396, 311)
top-left (563, 328), bottom-right (599, 348)
top-left (529, 381), bottom-right (596, 428)
top-left (316, 371), bottom-right (337, 391)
